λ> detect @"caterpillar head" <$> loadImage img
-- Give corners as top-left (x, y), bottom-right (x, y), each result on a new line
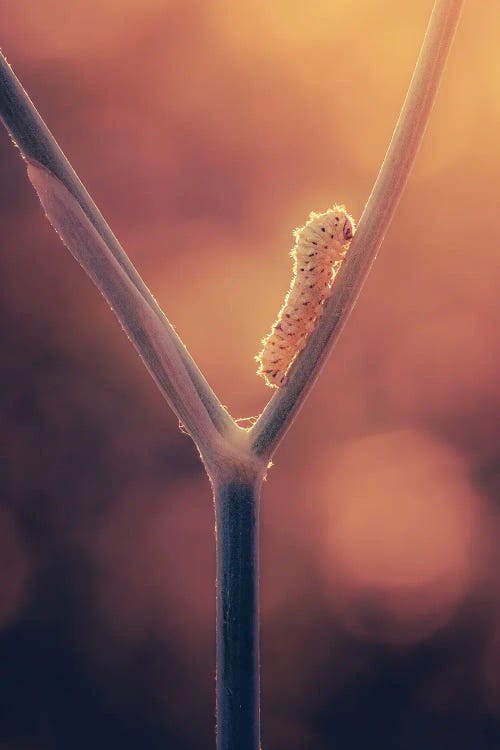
top-left (327, 207), bottom-right (355, 243)
top-left (307, 206), bottom-right (355, 245)
top-left (342, 213), bottom-right (355, 241)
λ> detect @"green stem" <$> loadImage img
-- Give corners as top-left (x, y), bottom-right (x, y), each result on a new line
top-left (214, 477), bottom-right (261, 750)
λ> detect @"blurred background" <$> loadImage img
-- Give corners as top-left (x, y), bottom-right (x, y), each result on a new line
top-left (0, 1), bottom-right (499, 748)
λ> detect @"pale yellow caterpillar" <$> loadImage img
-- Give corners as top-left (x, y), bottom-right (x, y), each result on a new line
top-left (256, 205), bottom-right (355, 388)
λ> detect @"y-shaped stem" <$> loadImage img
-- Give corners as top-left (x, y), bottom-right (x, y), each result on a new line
top-left (0, 2), bottom-right (466, 748)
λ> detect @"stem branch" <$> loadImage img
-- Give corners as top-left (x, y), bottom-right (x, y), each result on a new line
top-left (0, 51), bottom-right (233, 442)
top-left (250, 0), bottom-right (465, 460)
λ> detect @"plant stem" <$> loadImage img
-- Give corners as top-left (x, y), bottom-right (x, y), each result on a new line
top-left (0, 4), bottom-right (467, 748)
top-left (0, 51), bottom-right (232, 439)
top-left (250, 0), bottom-right (465, 460)
top-left (25, 160), bottom-right (226, 457)
top-left (214, 477), bottom-right (261, 750)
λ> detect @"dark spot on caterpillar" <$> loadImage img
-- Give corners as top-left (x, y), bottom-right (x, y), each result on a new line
top-left (312, 241), bottom-right (318, 245)
top-left (330, 234), bottom-right (334, 238)
top-left (300, 268), bottom-right (305, 271)
top-left (321, 227), bottom-right (326, 232)
top-left (308, 252), bottom-right (316, 257)
top-left (303, 301), bottom-right (310, 306)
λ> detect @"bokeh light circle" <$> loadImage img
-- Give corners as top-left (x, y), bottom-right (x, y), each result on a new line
top-left (321, 429), bottom-right (483, 645)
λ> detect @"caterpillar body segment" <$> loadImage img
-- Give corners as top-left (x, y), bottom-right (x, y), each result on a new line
top-left (256, 206), bottom-right (355, 388)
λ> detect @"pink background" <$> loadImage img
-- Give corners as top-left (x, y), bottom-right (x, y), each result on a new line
top-left (0, 2), bottom-right (499, 748)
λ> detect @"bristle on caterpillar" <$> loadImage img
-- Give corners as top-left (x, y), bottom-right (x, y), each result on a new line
top-left (255, 205), bottom-right (356, 388)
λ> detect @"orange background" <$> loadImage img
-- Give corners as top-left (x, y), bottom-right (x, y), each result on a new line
top-left (0, 1), bottom-right (499, 748)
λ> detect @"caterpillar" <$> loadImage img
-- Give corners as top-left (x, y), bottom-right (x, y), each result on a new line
top-left (256, 205), bottom-right (355, 388)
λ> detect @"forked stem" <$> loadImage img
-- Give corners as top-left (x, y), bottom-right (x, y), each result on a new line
top-left (0, 2), bottom-right (466, 749)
